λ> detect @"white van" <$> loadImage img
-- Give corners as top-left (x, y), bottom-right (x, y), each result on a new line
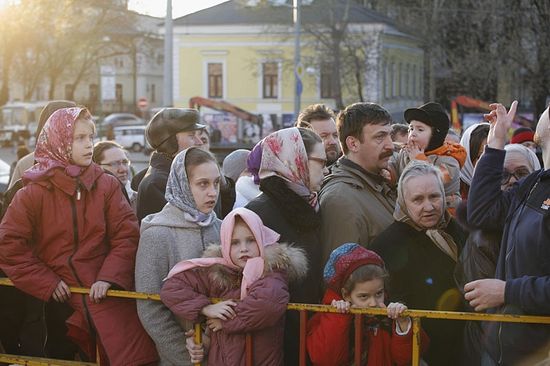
top-left (113, 125), bottom-right (147, 152)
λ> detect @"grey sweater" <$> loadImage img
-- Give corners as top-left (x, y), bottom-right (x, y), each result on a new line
top-left (136, 203), bottom-right (221, 366)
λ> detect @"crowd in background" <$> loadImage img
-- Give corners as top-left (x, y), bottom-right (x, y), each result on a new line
top-left (0, 98), bottom-right (548, 366)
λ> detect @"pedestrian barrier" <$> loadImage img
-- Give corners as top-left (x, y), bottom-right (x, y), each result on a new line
top-left (2, 277), bottom-right (550, 366)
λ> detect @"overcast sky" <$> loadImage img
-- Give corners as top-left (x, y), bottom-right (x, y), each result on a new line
top-left (128, 0), bottom-right (227, 18)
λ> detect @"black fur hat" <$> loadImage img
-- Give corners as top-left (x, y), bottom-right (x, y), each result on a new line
top-left (404, 102), bottom-right (450, 151)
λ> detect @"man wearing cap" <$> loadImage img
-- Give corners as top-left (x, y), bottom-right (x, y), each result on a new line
top-left (135, 108), bottom-right (205, 221)
top-left (319, 102), bottom-right (396, 263)
top-left (510, 126), bottom-right (537, 153)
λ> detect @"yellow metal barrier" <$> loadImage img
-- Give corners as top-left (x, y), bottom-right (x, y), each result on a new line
top-left (2, 278), bottom-right (550, 366)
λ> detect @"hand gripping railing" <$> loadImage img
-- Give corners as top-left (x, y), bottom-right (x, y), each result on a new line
top-left (2, 278), bottom-right (550, 366)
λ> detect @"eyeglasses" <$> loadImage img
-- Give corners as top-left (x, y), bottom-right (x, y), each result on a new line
top-left (308, 156), bottom-right (327, 166)
top-left (501, 167), bottom-right (531, 185)
top-left (100, 159), bottom-right (131, 168)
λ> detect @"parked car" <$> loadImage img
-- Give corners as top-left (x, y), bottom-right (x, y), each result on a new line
top-left (102, 113), bottom-right (144, 127)
top-left (0, 158), bottom-right (11, 192)
top-left (113, 125), bottom-right (147, 152)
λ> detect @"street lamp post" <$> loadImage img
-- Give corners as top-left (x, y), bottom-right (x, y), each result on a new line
top-left (293, 0), bottom-right (302, 118)
top-left (163, 0), bottom-right (173, 107)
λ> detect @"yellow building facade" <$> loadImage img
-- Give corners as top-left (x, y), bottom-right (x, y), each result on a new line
top-left (173, 0), bottom-right (424, 133)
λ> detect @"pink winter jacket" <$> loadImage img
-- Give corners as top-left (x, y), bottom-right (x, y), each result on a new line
top-left (161, 243), bottom-right (308, 366)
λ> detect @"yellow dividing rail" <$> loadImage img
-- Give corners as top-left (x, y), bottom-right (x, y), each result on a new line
top-left (1, 278), bottom-right (550, 366)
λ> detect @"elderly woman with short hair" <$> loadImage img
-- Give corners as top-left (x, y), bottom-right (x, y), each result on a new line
top-left (371, 160), bottom-right (466, 366)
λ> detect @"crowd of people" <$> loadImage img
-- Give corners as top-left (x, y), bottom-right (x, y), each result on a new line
top-left (0, 98), bottom-right (548, 366)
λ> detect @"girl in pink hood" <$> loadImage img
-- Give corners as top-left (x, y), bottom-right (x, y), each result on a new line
top-left (161, 207), bottom-right (307, 365)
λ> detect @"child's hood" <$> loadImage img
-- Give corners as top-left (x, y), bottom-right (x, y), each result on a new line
top-left (203, 243), bottom-right (308, 290)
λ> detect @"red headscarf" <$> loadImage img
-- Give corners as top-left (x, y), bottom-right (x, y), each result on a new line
top-left (24, 107), bottom-right (90, 182)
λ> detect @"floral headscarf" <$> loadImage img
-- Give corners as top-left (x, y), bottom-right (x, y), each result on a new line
top-left (259, 127), bottom-right (312, 198)
top-left (24, 107), bottom-right (88, 182)
top-left (165, 147), bottom-right (218, 226)
top-left (165, 207), bottom-right (280, 299)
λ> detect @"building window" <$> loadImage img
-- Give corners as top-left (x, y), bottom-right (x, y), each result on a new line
top-left (116, 83), bottom-right (123, 105)
top-left (89, 84), bottom-right (98, 102)
top-left (405, 64), bottom-right (410, 97)
top-left (151, 84), bottom-right (156, 103)
top-left (384, 62), bottom-right (390, 99)
top-left (262, 62), bottom-right (278, 99)
top-left (399, 63), bottom-right (406, 97)
top-left (412, 65), bottom-right (417, 97)
top-left (320, 62), bottom-right (334, 99)
top-left (418, 66), bottom-right (423, 97)
top-left (208, 63), bottom-right (223, 98)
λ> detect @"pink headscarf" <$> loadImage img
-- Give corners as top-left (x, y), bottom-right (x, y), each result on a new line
top-left (24, 107), bottom-right (89, 181)
top-left (259, 127), bottom-right (313, 199)
top-left (165, 207), bottom-right (280, 299)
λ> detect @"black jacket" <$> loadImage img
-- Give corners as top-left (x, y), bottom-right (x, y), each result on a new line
top-left (371, 220), bottom-right (466, 366)
top-left (136, 152), bottom-right (172, 222)
top-left (468, 147), bottom-right (550, 365)
top-left (245, 176), bottom-right (323, 366)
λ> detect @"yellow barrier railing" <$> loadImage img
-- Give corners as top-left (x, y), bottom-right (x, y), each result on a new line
top-left (1, 278), bottom-right (550, 366)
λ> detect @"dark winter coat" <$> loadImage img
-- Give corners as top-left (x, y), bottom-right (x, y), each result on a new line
top-left (0, 164), bottom-right (158, 365)
top-left (454, 201), bottom-right (502, 366)
top-left (245, 176), bottom-right (323, 366)
top-left (370, 220), bottom-right (466, 366)
top-left (161, 243), bottom-right (308, 366)
top-left (307, 289), bottom-right (429, 366)
top-left (468, 146), bottom-right (550, 365)
top-left (136, 151), bottom-right (172, 221)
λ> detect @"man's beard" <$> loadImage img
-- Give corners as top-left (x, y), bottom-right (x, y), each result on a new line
top-left (326, 148), bottom-right (341, 165)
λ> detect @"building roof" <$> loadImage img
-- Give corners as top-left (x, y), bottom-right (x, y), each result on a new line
top-left (174, 0), bottom-right (397, 27)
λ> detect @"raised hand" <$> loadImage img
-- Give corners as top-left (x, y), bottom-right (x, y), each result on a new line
top-left (201, 300), bottom-right (237, 320)
top-left (52, 280), bottom-right (71, 302)
top-left (486, 101), bottom-right (518, 150)
top-left (404, 140), bottom-right (424, 160)
top-left (89, 280), bottom-right (111, 303)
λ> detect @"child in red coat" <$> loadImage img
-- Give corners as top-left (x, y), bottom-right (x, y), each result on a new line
top-left (307, 243), bottom-right (429, 366)
top-left (0, 108), bottom-right (158, 365)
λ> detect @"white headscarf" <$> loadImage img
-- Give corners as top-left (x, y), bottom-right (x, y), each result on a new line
top-left (459, 122), bottom-right (490, 187)
top-left (504, 144), bottom-right (541, 172)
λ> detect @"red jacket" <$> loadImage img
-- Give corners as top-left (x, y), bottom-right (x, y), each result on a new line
top-left (0, 165), bottom-right (158, 365)
top-left (307, 289), bottom-right (429, 366)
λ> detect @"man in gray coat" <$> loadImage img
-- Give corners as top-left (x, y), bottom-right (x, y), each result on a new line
top-left (319, 102), bottom-right (396, 262)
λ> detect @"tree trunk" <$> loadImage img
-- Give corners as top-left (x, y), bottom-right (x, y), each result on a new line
top-left (48, 74), bottom-right (58, 100)
top-left (0, 52), bottom-right (13, 106)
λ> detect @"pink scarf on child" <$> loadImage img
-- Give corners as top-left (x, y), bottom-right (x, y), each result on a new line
top-left (165, 207), bottom-right (280, 299)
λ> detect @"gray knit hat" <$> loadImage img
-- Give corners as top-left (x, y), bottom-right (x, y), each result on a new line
top-left (222, 149), bottom-right (250, 182)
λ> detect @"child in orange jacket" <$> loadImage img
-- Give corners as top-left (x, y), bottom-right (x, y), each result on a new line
top-left (307, 243), bottom-right (429, 366)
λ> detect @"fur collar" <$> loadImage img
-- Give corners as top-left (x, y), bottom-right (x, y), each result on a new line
top-left (203, 243), bottom-right (308, 292)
